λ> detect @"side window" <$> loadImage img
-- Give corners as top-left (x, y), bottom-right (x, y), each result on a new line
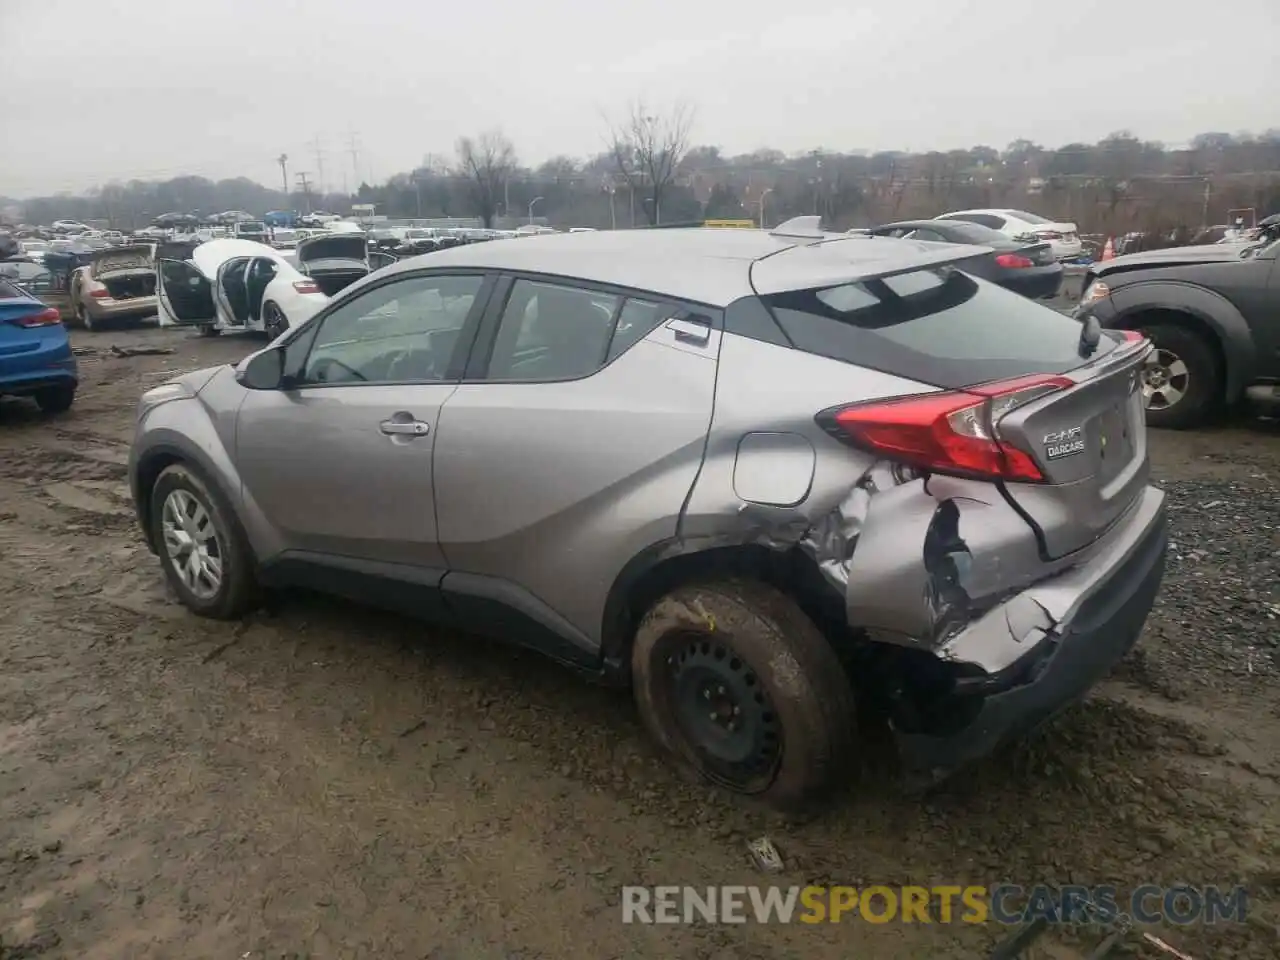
top-left (910, 228), bottom-right (948, 243)
top-left (606, 298), bottom-right (667, 363)
top-left (301, 274), bottom-right (483, 385)
top-left (487, 279), bottom-right (621, 381)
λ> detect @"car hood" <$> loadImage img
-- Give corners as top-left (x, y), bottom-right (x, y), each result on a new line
top-left (296, 235), bottom-right (368, 264)
top-left (1095, 243), bottom-right (1255, 272)
top-left (89, 244), bottom-right (155, 276)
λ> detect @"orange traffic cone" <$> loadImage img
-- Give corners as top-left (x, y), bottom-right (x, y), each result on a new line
top-left (1100, 237), bottom-right (1115, 261)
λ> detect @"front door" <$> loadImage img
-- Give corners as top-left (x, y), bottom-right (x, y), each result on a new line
top-left (155, 259), bottom-right (215, 327)
top-left (234, 270), bottom-right (494, 569)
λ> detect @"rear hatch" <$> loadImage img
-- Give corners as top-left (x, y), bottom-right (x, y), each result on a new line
top-left (296, 234), bottom-right (368, 268)
top-left (89, 244), bottom-right (154, 277)
top-left (754, 246), bottom-right (1148, 559)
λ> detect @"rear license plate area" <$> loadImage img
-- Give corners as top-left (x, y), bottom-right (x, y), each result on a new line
top-left (1096, 401), bottom-right (1135, 483)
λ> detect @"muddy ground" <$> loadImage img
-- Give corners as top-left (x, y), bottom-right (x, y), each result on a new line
top-left (1, 324), bottom-right (1277, 960)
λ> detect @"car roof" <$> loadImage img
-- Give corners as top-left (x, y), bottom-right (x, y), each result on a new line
top-left (364, 229), bottom-right (990, 306)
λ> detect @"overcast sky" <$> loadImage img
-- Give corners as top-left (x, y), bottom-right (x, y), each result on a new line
top-left (3, 0), bottom-right (1275, 197)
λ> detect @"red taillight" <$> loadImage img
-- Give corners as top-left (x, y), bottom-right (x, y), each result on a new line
top-left (820, 374), bottom-right (1074, 482)
top-left (1118, 329), bottom-right (1145, 342)
top-left (994, 253), bottom-right (1034, 269)
top-left (89, 288), bottom-right (111, 298)
top-left (6, 306), bottom-right (63, 328)
top-left (292, 280), bottom-right (321, 294)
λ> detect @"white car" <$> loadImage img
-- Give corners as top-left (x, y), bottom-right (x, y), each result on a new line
top-left (156, 238), bottom-right (331, 340)
top-left (20, 239), bottom-right (51, 261)
top-left (51, 219), bottom-right (90, 234)
top-left (934, 209), bottom-right (1083, 261)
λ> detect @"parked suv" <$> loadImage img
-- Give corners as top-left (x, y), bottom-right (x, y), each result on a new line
top-left (1074, 225), bottom-right (1280, 428)
top-left (129, 222), bottom-right (1167, 806)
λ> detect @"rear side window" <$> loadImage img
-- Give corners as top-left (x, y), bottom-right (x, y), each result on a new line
top-left (484, 280), bottom-right (666, 381)
top-left (762, 268), bottom-right (1108, 388)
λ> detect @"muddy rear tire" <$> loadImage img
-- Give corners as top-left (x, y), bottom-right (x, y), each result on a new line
top-left (631, 579), bottom-right (856, 810)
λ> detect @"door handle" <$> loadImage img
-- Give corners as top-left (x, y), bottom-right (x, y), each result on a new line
top-left (379, 418), bottom-right (430, 437)
top-left (666, 315), bottom-right (711, 345)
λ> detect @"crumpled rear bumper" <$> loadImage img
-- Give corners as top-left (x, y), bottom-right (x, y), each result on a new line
top-left (896, 485), bottom-right (1167, 779)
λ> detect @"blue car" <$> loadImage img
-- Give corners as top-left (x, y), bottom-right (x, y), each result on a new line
top-left (0, 276), bottom-right (78, 413)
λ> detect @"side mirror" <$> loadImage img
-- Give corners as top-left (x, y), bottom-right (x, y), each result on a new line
top-left (235, 345), bottom-right (285, 390)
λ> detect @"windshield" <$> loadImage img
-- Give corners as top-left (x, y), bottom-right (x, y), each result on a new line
top-left (762, 268), bottom-right (1111, 388)
top-left (1007, 210), bottom-right (1050, 225)
top-left (238, 222), bottom-right (266, 232)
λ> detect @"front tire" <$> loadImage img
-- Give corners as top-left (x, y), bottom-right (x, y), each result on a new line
top-left (149, 464), bottom-right (256, 619)
top-left (1136, 323), bottom-right (1220, 430)
top-left (631, 579), bottom-right (856, 809)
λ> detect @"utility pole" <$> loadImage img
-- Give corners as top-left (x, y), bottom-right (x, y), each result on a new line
top-left (311, 135), bottom-right (326, 197)
top-left (277, 154), bottom-right (289, 198)
top-left (347, 129), bottom-right (361, 191)
top-left (296, 172), bottom-right (313, 214)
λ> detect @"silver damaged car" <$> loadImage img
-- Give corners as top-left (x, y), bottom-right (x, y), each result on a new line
top-left (129, 218), bottom-right (1167, 807)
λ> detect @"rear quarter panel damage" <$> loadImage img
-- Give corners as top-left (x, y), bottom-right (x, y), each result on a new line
top-left (678, 332), bottom-right (1104, 667)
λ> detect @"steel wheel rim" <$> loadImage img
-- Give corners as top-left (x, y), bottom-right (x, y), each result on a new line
top-left (161, 489), bottom-right (223, 600)
top-left (1142, 348), bottom-right (1189, 411)
top-left (664, 633), bottom-right (782, 791)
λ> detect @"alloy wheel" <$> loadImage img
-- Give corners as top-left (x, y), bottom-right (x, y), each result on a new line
top-left (161, 488), bottom-right (223, 600)
top-left (1142, 347), bottom-right (1189, 412)
top-left (264, 304), bottom-right (286, 340)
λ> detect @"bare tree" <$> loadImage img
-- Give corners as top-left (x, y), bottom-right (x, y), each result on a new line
top-left (604, 101), bottom-right (694, 225)
top-left (455, 130), bottom-right (518, 228)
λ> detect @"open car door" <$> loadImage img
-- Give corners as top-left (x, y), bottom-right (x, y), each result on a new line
top-left (213, 257), bottom-right (252, 328)
top-left (156, 259), bottom-right (215, 327)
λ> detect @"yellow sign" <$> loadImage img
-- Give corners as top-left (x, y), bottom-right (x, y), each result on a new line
top-left (703, 219), bottom-right (756, 229)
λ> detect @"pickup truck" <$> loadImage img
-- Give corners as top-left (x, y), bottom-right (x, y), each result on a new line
top-left (1073, 216), bottom-right (1280, 428)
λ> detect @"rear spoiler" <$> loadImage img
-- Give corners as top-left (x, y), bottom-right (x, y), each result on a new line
top-left (750, 236), bottom-right (996, 295)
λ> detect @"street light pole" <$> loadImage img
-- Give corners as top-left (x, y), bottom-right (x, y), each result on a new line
top-left (759, 188), bottom-right (773, 228)
top-left (528, 196), bottom-right (544, 225)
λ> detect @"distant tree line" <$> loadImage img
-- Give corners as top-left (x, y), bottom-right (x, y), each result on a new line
top-left (6, 117), bottom-right (1280, 238)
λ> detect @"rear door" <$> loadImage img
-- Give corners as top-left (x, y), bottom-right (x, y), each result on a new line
top-left (214, 257), bottom-right (251, 326)
top-left (431, 275), bottom-right (721, 645)
top-left (155, 260), bottom-right (215, 326)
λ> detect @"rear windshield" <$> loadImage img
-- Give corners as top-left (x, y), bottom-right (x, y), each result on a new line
top-left (1007, 210), bottom-right (1050, 225)
top-left (934, 222), bottom-right (1007, 244)
top-left (238, 222), bottom-right (266, 232)
top-left (762, 268), bottom-right (1109, 388)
